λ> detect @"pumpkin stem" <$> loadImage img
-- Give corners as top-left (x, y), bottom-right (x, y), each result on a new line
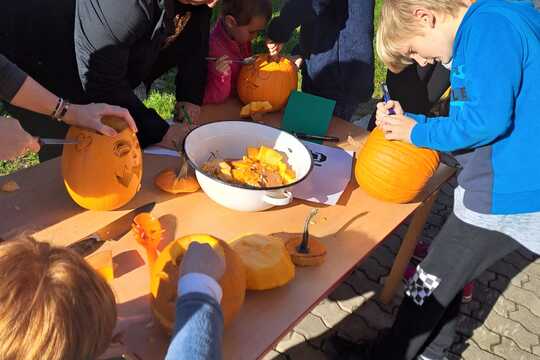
top-left (298, 208), bottom-right (318, 254)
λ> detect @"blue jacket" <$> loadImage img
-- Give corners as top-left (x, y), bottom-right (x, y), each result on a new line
top-left (165, 293), bottom-right (223, 360)
top-left (267, 0), bottom-right (375, 106)
top-left (410, 0), bottom-right (540, 215)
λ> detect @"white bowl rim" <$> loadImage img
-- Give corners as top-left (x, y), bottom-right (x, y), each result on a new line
top-left (182, 120), bottom-right (314, 191)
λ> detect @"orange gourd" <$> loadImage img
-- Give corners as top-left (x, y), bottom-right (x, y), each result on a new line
top-left (355, 128), bottom-right (440, 203)
top-left (154, 169), bottom-right (200, 194)
top-left (150, 234), bottom-right (246, 333)
top-left (61, 116), bottom-right (142, 210)
top-left (237, 55), bottom-right (298, 111)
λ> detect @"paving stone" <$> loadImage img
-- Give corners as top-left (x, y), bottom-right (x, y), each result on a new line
top-left (489, 274), bottom-right (513, 295)
top-left (489, 260), bottom-right (521, 279)
top-left (456, 316), bottom-right (501, 352)
top-left (393, 223), bottom-right (409, 239)
top-left (344, 270), bottom-right (379, 299)
top-left (509, 272), bottom-right (531, 288)
top-left (505, 251), bottom-right (535, 270)
top-left (351, 300), bottom-right (394, 330)
top-left (311, 299), bottom-right (349, 328)
top-left (263, 350), bottom-right (288, 360)
top-left (492, 337), bottom-right (540, 360)
top-left (335, 313), bottom-right (378, 342)
top-left (283, 341), bottom-right (328, 360)
top-left (491, 296), bottom-right (518, 319)
top-left (522, 276), bottom-right (540, 293)
top-left (508, 304), bottom-right (540, 335)
top-left (458, 339), bottom-right (505, 360)
top-left (329, 282), bottom-right (370, 314)
top-left (293, 313), bottom-right (331, 349)
top-left (502, 284), bottom-right (540, 317)
top-left (441, 182), bottom-right (456, 196)
top-left (275, 331), bottom-right (307, 353)
top-left (369, 245), bottom-right (395, 269)
top-left (427, 213), bottom-right (445, 227)
top-left (523, 261), bottom-right (540, 280)
top-left (517, 247), bottom-right (540, 262)
top-left (476, 271), bottom-right (497, 287)
top-left (471, 282), bottom-right (501, 320)
top-left (484, 310), bottom-right (539, 352)
top-left (460, 299), bottom-right (483, 318)
top-left (382, 234), bottom-right (402, 255)
top-left (355, 257), bottom-right (389, 283)
top-left (533, 345), bottom-right (540, 356)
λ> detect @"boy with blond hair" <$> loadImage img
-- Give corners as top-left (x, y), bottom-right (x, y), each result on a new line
top-left (328, 0), bottom-right (540, 359)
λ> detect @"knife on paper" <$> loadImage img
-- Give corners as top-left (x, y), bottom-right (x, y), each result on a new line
top-left (292, 132), bottom-right (340, 142)
top-left (38, 138), bottom-right (79, 146)
top-left (68, 202), bottom-right (156, 257)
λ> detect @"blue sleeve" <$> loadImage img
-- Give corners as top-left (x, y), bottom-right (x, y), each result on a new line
top-left (267, 0), bottom-right (333, 43)
top-left (165, 292), bottom-right (224, 360)
top-left (406, 112), bottom-right (428, 124)
top-left (410, 15), bottom-right (522, 152)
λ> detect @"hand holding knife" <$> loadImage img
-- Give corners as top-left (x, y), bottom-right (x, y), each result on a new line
top-left (37, 138), bottom-right (79, 146)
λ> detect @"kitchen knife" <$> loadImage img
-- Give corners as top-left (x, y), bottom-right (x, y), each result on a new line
top-left (38, 138), bottom-right (79, 146)
top-left (68, 202), bottom-right (156, 257)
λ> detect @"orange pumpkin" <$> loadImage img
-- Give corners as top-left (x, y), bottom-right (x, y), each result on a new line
top-left (237, 55), bottom-right (298, 111)
top-left (150, 234), bottom-right (246, 333)
top-left (355, 128), bottom-right (440, 203)
top-left (154, 169), bottom-right (200, 194)
top-left (62, 116), bottom-right (142, 210)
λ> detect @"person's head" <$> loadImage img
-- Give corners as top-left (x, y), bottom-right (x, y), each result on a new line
top-left (221, 0), bottom-right (273, 43)
top-left (376, 0), bottom-right (471, 72)
top-left (0, 237), bottom-right (117, 360)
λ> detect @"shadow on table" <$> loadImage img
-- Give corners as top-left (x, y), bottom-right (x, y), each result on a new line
top-left (280, 245), bottom-right (539, 360)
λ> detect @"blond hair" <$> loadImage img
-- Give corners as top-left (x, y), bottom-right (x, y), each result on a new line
top-left (376, 0), bottom-right (468, 72)
top-left (0, 238), bottom-right (117, 360)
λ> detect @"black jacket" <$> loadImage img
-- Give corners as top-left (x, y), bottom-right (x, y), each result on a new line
top-left (0, 0), bottom-right (211, 147)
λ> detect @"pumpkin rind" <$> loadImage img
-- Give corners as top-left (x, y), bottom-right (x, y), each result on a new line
top-left (150, 234), bottom-right (246, 333)
top-left (355, 128), bottom-right (439, 203)
top-left (285, 237), bottom-right (327, 267)
top-left (231, 234), bottom-right (295, 290)
top-left (237, 55), bottom-right (298, 111)
top-left (61, 116), bottom-right (143, 210)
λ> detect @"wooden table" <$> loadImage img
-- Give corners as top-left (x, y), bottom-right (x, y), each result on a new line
top-left (0, 99), bottom-right (454, 360)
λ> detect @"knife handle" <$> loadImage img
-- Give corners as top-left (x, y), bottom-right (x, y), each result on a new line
top-left (68, 234), bottom-right (105, 257)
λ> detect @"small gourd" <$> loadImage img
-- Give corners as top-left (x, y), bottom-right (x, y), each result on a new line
top-left (285, 209), bottom-right (327, 267)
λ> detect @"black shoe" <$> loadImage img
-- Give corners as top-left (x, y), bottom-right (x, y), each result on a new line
top-left (324, 334), bottom-right (374, 360)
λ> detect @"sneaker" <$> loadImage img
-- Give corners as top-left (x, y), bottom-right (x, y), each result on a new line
top-left (412, 241), bottom-right (430, 262)
top-left (462, 281), bottom-right (475, 303)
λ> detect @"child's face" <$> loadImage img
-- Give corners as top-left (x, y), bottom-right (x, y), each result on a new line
top-left (225, 15), bottom-right (268, 44)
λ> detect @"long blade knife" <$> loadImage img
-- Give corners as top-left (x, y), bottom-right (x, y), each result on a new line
top-left (68, 202), bottom-right (156, 257)
top-left (39, 138), bottom-right (79, 146)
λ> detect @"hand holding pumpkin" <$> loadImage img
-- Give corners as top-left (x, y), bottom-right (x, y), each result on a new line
top-left (378, 114), bottom-right (417, 144)
top-left (180, 242), bottom-right (226, 282)
top-left (0, 116), bottom-right (40, 160)
top-left (63, 103), bottom-right (137, 136)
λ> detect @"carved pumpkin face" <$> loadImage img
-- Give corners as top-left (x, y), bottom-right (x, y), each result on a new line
top-left (237, 55), bottom-right (298, 111)
top-left (61, 117), bottom-right (143, 210)
top-left (150, 234), bottom-right (246, 333)
top-left (355, 128), bottom-right (440, 203)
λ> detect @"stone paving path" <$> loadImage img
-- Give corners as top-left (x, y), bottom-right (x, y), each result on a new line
top-left (265, 176), bottom-right (540, 360)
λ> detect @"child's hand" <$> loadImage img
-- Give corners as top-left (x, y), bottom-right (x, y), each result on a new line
top-left (378, 114), bottom-right (417, 144)
top-left (215, 55), bottom-right (232, 76)
top-left (180, 242), bottom-right (226, 282)
top-left (375, 100), bottom-right (404, 123)
top-left (0, 117), bottom-right (40, 161)
top-left (288, 55), bottom-right (303, 68)
top-left (266, 40), bottom-right (283, 56)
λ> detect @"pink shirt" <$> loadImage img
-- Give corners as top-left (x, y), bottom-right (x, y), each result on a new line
top-left (203, 19), bottom-right (252, 104)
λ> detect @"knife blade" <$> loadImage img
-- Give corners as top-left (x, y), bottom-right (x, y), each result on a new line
top-left (292, 132), bottom-right (340, 142)
top-left (68, 202), bottom-right (156, 257)
top-left (39, 138), bottom-right (79, 146)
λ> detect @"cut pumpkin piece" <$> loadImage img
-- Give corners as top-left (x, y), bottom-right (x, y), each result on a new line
top-left (231, 234), bottom-right (295, 290)
top-left (285, 237), bottom-right (327, 267)
top-left (240, 101), bottom-right (273, 118)
top-left (257, 146), bottom-right (283, 167)
top-left (154, 169), bottom-right (200, 194)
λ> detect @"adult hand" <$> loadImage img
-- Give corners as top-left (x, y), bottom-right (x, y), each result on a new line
top-left (378, 114), bottom-right (417, 144)
top-left (63, 103), bottom-right (138, 136)
top-left (266, 40), bottom-right (283, 56)
top-left (180, 242), bottom-right (226, 282)
top-left (175, 101), bottom-right (201, 125)
top-left (156, 123), bottom-right (190, 150)
top-left (215, 55), bottom-right (232, 76)
top-left (288, 55), bottom-right (303, 68)
top-left (0, 117), bottom-right (40, 160)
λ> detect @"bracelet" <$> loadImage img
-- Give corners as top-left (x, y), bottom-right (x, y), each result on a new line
top-left (51, 97), bottom-right (64, 119)
top-left (58, 101), bottom-right (70, 122)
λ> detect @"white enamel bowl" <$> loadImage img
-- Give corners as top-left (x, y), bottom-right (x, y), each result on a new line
top-left (183, 121), bottom-right (313, 212)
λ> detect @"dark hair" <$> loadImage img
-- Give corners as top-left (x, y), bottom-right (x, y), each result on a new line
top-left (221, 0), bottom-right (273, 26)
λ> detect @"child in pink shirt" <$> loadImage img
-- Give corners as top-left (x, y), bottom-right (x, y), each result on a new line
top-left (203, 0), bottom-right (272, 104)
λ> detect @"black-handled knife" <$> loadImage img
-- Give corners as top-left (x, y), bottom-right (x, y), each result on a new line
top-left (292, 132), bottom-right (340, 142)
top-left (68, 202), bottom-right (156, 257)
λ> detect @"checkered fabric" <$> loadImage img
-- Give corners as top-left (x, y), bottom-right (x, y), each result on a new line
top-left (405, 266), bottom-right (442, 306)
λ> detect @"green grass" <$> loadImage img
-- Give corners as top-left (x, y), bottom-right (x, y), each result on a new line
top-left (1, 0), bottom-right (385, 176)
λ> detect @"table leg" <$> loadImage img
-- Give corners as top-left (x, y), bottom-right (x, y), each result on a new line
top-left (379, 191), bottom-right (439, 304)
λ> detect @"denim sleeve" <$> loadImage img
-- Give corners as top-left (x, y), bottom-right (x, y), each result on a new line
top-left (165, 292), bottom-right (224, 360)
top-left (0, 54), bottom-right (27, 102)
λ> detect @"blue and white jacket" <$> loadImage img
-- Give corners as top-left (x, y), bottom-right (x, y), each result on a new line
top-left (409, 0), bottom-right (540, 215)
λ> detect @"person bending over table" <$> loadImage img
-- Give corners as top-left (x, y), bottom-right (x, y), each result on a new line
top-left (0, 0), bottom-right (217, 161)
top-left (0, 54), bottom-right (136, 161)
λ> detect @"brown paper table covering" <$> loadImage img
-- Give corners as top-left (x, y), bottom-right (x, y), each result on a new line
top-left (0, 99), bottom-right (455, 360)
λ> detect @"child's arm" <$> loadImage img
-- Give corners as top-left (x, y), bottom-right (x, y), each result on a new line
top-left (203, 56), bottom-right (233, 105)
top-left (267, 0), bottom-right (333, 44)
top-left (409, 17), bottom-right (522, 152)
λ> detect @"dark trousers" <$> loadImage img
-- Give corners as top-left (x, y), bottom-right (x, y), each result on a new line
top-left (373, 213), bottom-right (520, 360)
